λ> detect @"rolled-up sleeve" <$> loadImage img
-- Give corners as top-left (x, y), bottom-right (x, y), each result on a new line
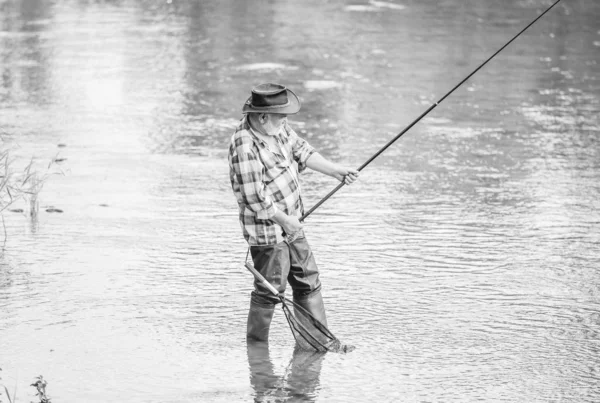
top-left (287, 125), bottom-right (315, 173)
top-left (230, 139), bottom-right (278, 220)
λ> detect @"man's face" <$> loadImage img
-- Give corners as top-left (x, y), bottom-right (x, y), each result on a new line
top-left (263, 113), bottom-right (287, 136)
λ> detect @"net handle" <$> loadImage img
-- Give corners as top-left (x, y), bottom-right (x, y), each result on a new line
top-left (245, 262), bottom-right (280, 297)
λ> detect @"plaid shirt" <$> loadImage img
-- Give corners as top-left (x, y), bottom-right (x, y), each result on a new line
top-left (229, 116), bottom-right (315, 246)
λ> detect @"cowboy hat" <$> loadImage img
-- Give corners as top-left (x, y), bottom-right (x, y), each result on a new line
top-left (242, 83), bottom-right (301, 115)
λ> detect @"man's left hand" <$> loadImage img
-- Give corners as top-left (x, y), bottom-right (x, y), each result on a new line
top-left (343, 171), bottom-right (359, 185)
top-left (335, 167), bottom-right (359, 185)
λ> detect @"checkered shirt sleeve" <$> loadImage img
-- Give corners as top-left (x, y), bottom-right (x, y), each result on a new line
top-left (286, 122), bottom-right (314, 172)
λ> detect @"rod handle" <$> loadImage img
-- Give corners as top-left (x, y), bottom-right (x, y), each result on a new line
top-left (244, 262), bottom-right (280, 297)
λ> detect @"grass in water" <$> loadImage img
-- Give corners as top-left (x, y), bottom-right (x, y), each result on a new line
top-left (0, 369), bottom-right (53, 403)
top-left (0, 367), bottom-right (15, 403)
top-left (0, 149), bottom-right (64, 248)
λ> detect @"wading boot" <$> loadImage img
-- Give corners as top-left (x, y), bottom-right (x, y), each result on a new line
top-left (294, 290), bottom-right (328, 328)
top-left (247, 300), bottom-right (275, 341)
top-left (294, 290), bottom-right (355, 353)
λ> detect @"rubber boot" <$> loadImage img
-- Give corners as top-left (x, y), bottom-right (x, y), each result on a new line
top-left (294, 290), bottom-right (328, 328)
top-left (293, 290), bottom-right (332, 350)
top-left (247, 300), bottom-right (276, 341)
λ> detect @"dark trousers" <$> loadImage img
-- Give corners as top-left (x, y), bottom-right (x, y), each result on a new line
top-left (249, 232), bottom-right (322, 306)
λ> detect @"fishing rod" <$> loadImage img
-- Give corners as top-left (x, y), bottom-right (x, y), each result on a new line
top-left (301, 0), bottom-right (563, 221)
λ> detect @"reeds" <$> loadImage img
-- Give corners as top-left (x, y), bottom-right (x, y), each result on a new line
top-left (0, 367), bottom-right (15, 403)
top-left (0, 151), bottom-right (46, 216)
top-left (0, 149), bottom-right (63, 248)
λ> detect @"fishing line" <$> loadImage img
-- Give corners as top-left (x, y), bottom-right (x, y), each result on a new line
top-left (301, 0), bottom-right (563, 221)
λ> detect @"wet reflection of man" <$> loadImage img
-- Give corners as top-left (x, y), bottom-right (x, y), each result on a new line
top-left (247, 341), bottom-right (326, 402)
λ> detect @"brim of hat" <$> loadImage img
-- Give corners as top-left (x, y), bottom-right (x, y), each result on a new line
top-left (242, 89), bottom-right (301, 115)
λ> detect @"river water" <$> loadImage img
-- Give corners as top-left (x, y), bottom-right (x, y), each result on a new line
top-left (0, 0), bottom-right (599, 402)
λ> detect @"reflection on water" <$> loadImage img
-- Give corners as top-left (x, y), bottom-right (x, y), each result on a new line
top-left (247, 342), bottom-right (325, 403)
top-left (0, 0), bottom-right (599, 402)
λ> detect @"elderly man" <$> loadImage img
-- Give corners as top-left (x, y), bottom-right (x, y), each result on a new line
top-left (229, 83), bottom-right (358, 341)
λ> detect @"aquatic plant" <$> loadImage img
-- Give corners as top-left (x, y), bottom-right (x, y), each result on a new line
top-left (0, 370), bottom-right (53, 403)
top-left (31, 376), bottom-right (51, 403)
top-left (1, 152), bottom-right (43, 215)
top-left (0, 149), bottom-right (63, 246)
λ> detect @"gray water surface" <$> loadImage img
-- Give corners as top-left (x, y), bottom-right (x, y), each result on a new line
top-left (1, 0), bottom-right (599, 402)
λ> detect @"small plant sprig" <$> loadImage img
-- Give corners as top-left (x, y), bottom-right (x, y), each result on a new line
top-left (31, 376), bottom-right (51, 403)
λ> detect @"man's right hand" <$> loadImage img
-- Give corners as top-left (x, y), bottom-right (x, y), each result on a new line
top-left (282, 215), bottom-right (303, 235)
top-left (272, 210), bottom-right (303, 236)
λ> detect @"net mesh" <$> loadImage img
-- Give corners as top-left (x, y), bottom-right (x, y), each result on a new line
top-left (279, 296), bottom-right (353, 353)
top-left (245, 261), bottom-right (353, 353)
